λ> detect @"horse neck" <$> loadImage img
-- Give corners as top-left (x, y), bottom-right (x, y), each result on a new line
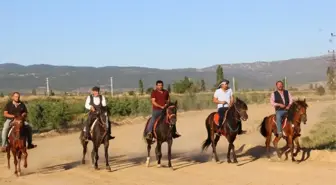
top-left (287, 104), bottom-right (299, 122)
top-left (227, 107), bottom-right (238, 124)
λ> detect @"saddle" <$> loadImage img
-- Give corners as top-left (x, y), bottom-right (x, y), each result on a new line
top-left (213, 112), bottom-right (229, 136)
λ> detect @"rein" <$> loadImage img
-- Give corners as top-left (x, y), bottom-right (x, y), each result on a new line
top-left (165, 105), bottom-right (176, 124)
top-left (221, 104), bottom-right (241, 133)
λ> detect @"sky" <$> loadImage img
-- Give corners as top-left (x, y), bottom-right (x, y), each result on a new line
top-left (0, 0), bottom-right (335, 69)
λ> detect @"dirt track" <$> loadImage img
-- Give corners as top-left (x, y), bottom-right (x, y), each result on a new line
top-left (1, 101), bottom-right (335, 185)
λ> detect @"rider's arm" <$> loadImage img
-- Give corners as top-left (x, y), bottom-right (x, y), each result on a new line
top-left (288, 91), bottom-right (293, 106)
top-left (21, 104), bottom-right (28, 117)
top-left (213, 90), bottom-right (226, 104)
top-left (84, 96), bottom-right (91, 110)
top-left (270, 93), bottom-right (278, 107)
top-left (230, 90), bottom-right (234, 106)
top-left (3, 103), bottom-right (14, 119)
top-left (101, 95), bottom-right (107, 107)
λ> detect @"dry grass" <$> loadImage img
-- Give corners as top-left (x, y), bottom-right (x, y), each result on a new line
top-left (301, 104), bottom-right (336, 150)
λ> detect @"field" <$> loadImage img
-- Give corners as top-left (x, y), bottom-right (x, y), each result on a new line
top-left (0, 92), bottom-right (336, 185)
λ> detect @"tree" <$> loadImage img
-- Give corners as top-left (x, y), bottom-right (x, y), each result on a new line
top-left (146, 87), bottom-right (153, 94)
top-left (309, 84), bottom-right (313, 90)
top-left (327, 66), bottom-right (336, 97)
top-left (138, 79), bottom-right (144, 95)
top-left (32, 88), bottom-right (37, 95)
top-left (314, 84), bottom-right (318, 89)
top-left (233, 78), bottom-right (238, 92)
top-left (0, 92), bottom-right (4, 97)
top-left (172, 76), bottom-right (194, 94)
top-left (50, 90), bottom-right (55, 96)
top-left (200, 79), bottom-right (206, 91)
top-left (216, 65), bottom-right (224, 86)
top-left (316, 85), bottom-right (326, 96)
top-left (167, 84), bottom-right (171, 93)
top-left (128, 91), bottom-right (135, 96)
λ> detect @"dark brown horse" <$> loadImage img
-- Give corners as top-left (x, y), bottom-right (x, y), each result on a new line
top-left (6, 115), bottom-right (28, 177)
top-left (259, 99), bottom-right (308, 161)
top-left (80, 108), bottom-right (111, 171)
top-left (143, 101), bottom-right (178, 169)
top-left (201, 98), bottom-right (248, 163)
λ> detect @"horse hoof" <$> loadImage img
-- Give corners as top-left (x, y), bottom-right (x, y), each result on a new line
top-left (227, 160), bottom-right (232, 163)
top-left (82, 160), bottom-right (85, 165)
top-left (233, 160), bottom-right (238, 163)
top-left (106, 166), bottom-right (111, 172)
top-left (146, 157), bottom-right (150, 167)
top-left (157, 164), bottom-right (161, 168)
top-left (24, 164), bottom-right (27, 168)
top-left (17, 172), bottom-right (20, 177)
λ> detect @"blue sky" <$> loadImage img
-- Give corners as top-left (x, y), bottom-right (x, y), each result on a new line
top-left (0, 0), bottom-right (335, 69)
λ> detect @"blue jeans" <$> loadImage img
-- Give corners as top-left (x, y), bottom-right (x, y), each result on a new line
top-left (146, 110), bottom-right (162, 134)
top-left (276, 110), bottom-right (287, 134)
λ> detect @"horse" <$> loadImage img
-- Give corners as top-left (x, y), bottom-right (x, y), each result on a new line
top-left (143, 101), bottom-right (178, 169)
top-left (6, 114), bottom-right (28, 177)
top-left (259, 99), bottom-right (308, 161)
top-left (80, 108), bottom-right (111, 171)
top-left (201, 97), bottom-right (248, 163)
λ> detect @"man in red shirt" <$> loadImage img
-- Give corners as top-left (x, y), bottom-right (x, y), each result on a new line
top-left (145, 80), bottom-right (181, 140)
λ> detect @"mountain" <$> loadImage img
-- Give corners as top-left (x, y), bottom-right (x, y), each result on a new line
top-left (0, 55), bottom-right (331, 93)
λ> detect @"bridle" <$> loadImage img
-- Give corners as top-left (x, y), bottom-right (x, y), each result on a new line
top-left (165, 105), bottom-right (177, 124)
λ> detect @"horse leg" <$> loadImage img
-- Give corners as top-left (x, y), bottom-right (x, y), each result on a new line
top-left (230, 136), bottom-right (238, 163)
top-left (272, 136), bottom-right (281, 159)
top-left (17, 152), bottom-right (22, 176)
top-left (265, 134), bottom-right (272, 159)
top-left (94, 146), bottom-right (99, 170)
top-left (155, 141), bottom-right (162, 167)
top-left (167, 138), bottom-right (173, 168)
top-left (23, 148), bottom-right (28, 168)
top-left (287, 136), bottom-right (295, 162)
top-left (293, 137), bottom-right (301, 157)
top-left (12, 150), bottom-right (18, 176)
top-left (227, 142), bottom-right (232, 163)
top-left (7, 147), bottom-right (10, 169)
top-left (81, 140), bottom-right (88, 164)
top-left (146, 140), bottom-right (151, 167)
top-left (211, 133), bottom-right (220, 163)
top-left (104, 140), bottom-right (111, 171)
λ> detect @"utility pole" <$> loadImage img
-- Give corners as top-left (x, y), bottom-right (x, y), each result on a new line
top-left (232, 77), bottom-right (236, 93)
top-left (46, 77), bottom-right (50, 96)
top-left (110, 77), bottom-right (114, 96)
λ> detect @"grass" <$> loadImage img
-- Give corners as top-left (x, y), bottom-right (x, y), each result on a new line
top-left (301, 104), bottom-right (336, 150)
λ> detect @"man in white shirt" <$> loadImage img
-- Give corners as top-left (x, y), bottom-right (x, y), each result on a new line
top-left (213, 79), bottom-right (246, 135)
top-left (84, 86), bottom-right (114, 140)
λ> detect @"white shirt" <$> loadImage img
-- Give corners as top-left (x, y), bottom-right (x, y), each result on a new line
top-left (85, 95), bottom-right (107, 110)
top-left (214, 88), bottom-right (233, 109)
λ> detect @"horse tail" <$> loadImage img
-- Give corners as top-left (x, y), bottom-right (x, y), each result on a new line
top-left (201, 113), bottom-right (214, 151)
top-left (143, 117), bottom-right (150, 141)
top-left (259, 116), bottom-right (268, 138)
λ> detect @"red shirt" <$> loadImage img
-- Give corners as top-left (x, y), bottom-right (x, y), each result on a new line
top-left (151, 89), bottom-right (169, 110)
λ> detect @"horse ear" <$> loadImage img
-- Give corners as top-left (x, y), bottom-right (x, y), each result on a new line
top-left (303, 98), bottom-right (306, 102)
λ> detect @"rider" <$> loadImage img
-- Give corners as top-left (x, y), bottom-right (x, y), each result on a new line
top-left (213, 79), bottom-right (246, 135)
top-left (1, 92), bottom-right (37, 152)
top-left (84, 86), bottom-right (115, 140)
top-left (270, 80), bottom-right (293, 137)
top-left (145, 80), bottom-right (181, 140)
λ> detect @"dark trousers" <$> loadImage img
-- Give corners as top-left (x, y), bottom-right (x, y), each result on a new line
top-left (218, 107), bottom-right (229, 128)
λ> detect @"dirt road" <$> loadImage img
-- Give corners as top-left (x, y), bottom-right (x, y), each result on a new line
top-left (1, 101), bottom-right (335, 185)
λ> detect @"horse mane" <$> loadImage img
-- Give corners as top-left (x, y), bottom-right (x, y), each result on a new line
top-left (287, 99), bottom-right (308, 121)
top-left (235, 97), bottom-right (248, 110)
top-left (158, 101), bottom-right (177, 122)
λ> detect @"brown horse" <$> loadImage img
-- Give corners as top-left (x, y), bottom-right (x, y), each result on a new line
top-left (201, 98), bottom-right (248, 163)
top-left (6, 115), bottom-right (28, 176)
top-left (259, 99), bottom-right (308, 161)
top-left (143, 101), bottom-right (178, 169)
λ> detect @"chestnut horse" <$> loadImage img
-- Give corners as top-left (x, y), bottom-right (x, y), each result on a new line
top-left (259, 99), bottom-right (308, 161)
top-left (6, 115), bottom-right (28, 177)
top-left (201, 98), bottom-right (248, 163)
top-left (143, 101), bottom-right (178, 169)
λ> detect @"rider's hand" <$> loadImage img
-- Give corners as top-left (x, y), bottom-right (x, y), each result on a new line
top-left (161, 104), bottom-right (166, 109)
top-left (285, 106), bottom-right (290, 110)
top-left (21, 113), bottom-right (27, 117)
top-left (279, 104), bottom-right (286, 108)
top-left (90, 106), bottom-right (95, 112)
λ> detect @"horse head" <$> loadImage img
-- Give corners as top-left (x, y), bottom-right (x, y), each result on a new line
top-left (288, 98), bottom-right (308, 134)
top-left (12, 114), bottom-right (25, 132)
top-left (233, 97), bottom-right (248, 121)
top-left (163, 100), bottom-right (178, 125)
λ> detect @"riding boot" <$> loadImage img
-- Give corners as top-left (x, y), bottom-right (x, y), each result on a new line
top-left (172, 124), bottom-right (181, 138)
top-left (25, 126), bottom-right (37, 149)
top-left (107, 122), bottom-right (115, 140)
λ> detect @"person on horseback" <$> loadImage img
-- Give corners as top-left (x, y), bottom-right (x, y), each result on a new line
top-left (145, 80), bottom-right (181, 140)
top-left (213, 79), bottom-right (246, 135)
top-left (270, 80), bottom-right (293, 137)
top-left (1, 92), bottom-right (37, 152)
top-left (84, 86), bottom-right (115, 140)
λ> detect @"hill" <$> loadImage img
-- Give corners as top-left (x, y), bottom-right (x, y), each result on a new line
top-left (0, 55), bottom-right (330, 92)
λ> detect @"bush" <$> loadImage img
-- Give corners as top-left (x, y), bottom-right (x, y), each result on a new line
top-left (316, 85), bottom-right (326, 96)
